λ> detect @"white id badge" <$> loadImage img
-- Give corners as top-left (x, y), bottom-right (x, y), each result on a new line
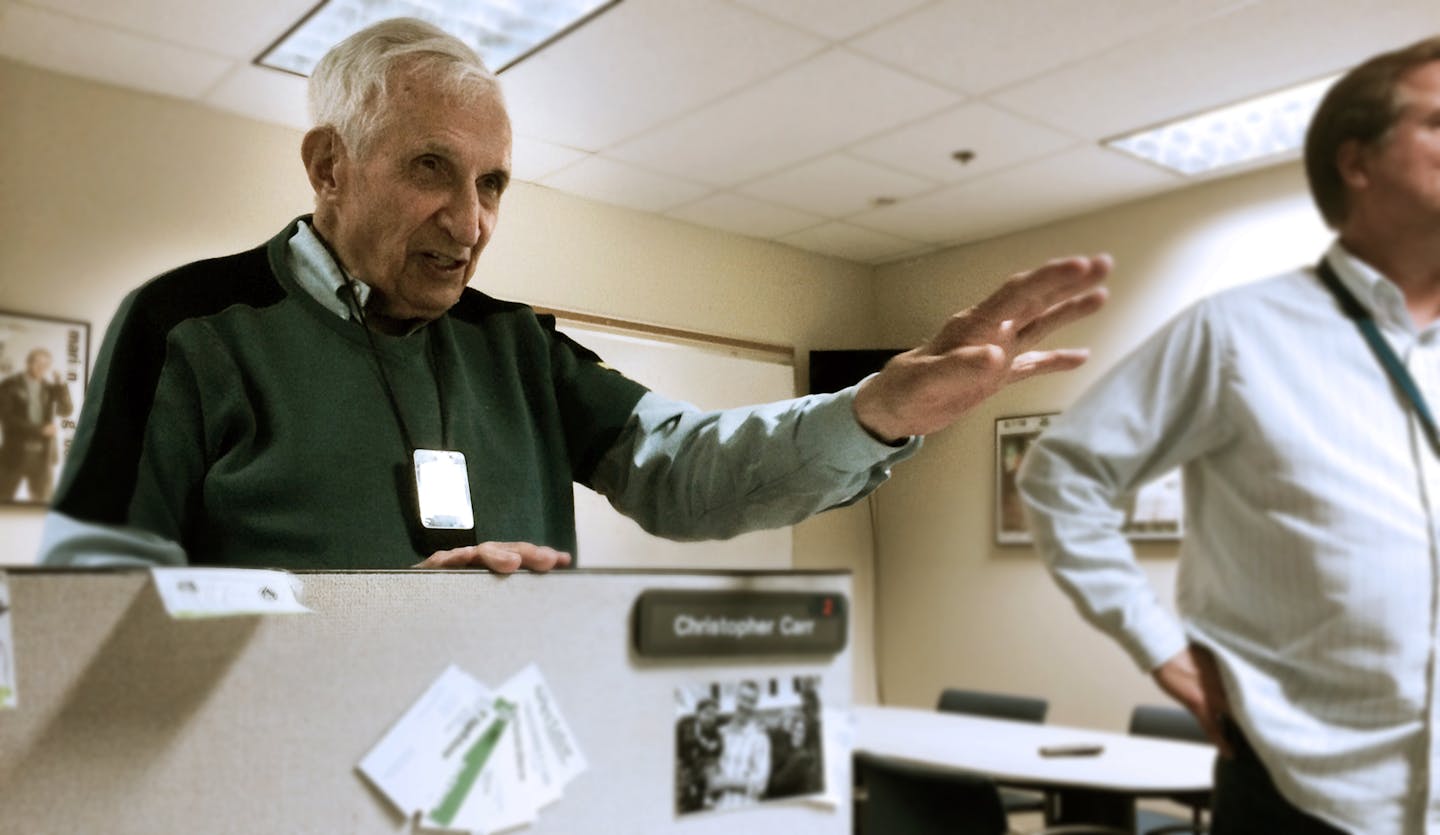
top-left (413, 449), bottom-right (474, 530)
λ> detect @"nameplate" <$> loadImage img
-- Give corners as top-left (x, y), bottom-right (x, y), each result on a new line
top-left (632, 590), bottom-right (847, 658)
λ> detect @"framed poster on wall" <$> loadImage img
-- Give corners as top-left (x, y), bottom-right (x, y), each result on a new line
top-left (994, 413), bottom-right (1055, 545)
top-left (995, 412), bottom-right (1183, 546)
top-left (0, 310), bottom-right (89, 506)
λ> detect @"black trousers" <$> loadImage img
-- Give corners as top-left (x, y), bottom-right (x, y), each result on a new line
top-left (0, 444), bottom-right (53, 503)
top-left (1211, 720), bottom-right (1350, 835)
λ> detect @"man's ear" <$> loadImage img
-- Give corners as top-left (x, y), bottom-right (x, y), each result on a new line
top-left (301, 127), bottom-right (345, 198)
top-left (1336, 138), bottom-right (1370, 192)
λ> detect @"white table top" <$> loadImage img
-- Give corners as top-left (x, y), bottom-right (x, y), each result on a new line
top-left (853, 705), bottom-right (1215, 795)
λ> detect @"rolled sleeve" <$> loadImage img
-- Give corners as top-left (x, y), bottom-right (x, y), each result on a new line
top-left (591, 385), bottom-right (919, 541)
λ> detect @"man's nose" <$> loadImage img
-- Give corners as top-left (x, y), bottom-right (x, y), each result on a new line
top-left (438, 185), bottom-right (484, 248)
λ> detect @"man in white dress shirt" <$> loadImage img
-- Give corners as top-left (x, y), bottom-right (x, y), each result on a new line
top-left (707, 680), bottom-right (771, 810)
top-left (1020, 36), bottom-right (1440, 835)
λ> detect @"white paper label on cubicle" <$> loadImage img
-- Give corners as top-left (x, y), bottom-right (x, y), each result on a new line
top-left (0, 572), bottom-right (16, 709)
top-left (500, 664), bottom-right (587, 791)
top-left (150, 568), bottom-right (311, 618)
top-left (359, 664), bottom-right (585, 835)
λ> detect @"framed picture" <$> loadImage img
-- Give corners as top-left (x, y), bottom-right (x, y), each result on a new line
top-left (995, 413), bottom-right (1056, 545)
top-left (1122, 469), bottom-right (1185, 541)
top-left (0, 310), bottom-right (89, 506)
top-left (995, 412), bottom-right (1184, 546)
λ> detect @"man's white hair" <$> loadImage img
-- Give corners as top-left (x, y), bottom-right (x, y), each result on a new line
top-left (308, 17), bottom-right (502, 156)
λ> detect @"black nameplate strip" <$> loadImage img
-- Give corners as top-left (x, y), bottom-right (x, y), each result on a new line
top-left (633, 590), bottom-right (848, 658)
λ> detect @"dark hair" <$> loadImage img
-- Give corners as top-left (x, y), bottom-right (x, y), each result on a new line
top-left (1305, 36), bottom-right (1440, 227)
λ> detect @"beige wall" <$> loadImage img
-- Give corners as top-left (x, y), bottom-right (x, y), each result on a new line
top-left (868, 163), bottom-right (1332, 728)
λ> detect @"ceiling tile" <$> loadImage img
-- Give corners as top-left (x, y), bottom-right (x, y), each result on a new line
top-left (16, 0), bottom-right (318, 60)
top-left (605, 48), bottom-right (960, 187)
top-left (203, 64), bottom-right (308, 131)
top-left (780, 221), bottom-right (927, 263)
top-left (738, 153), bottom-right (936, 218)
top-left (726, 0), bottom-right (932, 42)
top-left (666, 193), bottom-right (823, 239)
top-left (848, 101), bottom-right (1078, 184)
top-left (0, 2), bottom-right (234, 100)
top-left (993, 0), bottom-right (1440, 141)
top-left (848, 0), bottom-right (1245, 95)
top-left (538, 156), bottom-right (711, 213)
top-left (501, 0), bottom-right (824, 151)
top-left (511, 136), bottom-right (590, 183)
top-left (850, 145), bottom-right (1178, 245)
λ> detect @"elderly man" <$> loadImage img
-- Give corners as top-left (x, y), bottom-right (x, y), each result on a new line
top-left (1020, 36), bottom-right (1440, 834)
top-left (0, 348), bottom-right (73, 502)
top-left (41, 18), bottom-right (1108, 571)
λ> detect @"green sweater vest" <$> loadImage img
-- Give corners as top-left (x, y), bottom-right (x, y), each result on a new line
top-left (55, 219), bottom-right (648, 568)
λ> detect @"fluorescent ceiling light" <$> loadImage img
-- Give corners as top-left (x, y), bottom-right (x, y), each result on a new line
top-left (1105, 73), bottom-right (1340, 176)
top-left (257, 0), bottom-right (619, 77)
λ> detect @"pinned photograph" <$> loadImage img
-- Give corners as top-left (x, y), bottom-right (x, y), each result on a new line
top-left (674, 676), bottom-right (824, 816)
top-left (0, 311), bottom-right (89, 506)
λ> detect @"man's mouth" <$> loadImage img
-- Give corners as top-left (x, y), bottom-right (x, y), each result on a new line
top-left (422, 252), bottom-right (467, 271)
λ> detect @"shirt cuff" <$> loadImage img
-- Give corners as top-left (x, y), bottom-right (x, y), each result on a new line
top-left (797, 384), bottom-right (922, 472)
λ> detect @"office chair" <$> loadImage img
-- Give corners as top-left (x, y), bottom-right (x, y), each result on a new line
top-left (938, 688), bottom-right (1050, 723)
top-left (937, 687), bottom-right (1050, 815)
top-left (854, 752), bottom-right (1130, 835)
top-left (1127, 705), bottom-right (1211, 835)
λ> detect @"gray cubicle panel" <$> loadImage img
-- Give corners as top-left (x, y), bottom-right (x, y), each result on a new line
top-left (0, 568), bottom-right (852, 834)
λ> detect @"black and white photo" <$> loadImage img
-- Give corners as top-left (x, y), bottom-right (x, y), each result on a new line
top-left (675, 675), bottom-right (825, 816)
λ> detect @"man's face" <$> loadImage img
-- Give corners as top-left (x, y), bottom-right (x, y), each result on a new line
top-left (326, 68), bottom-right (512, 323)
top-left (25, 351), bottom-right (51, 380)
top-left (735, 683), bottom-right (759, 718)
top-left (1352, 61), bottom-right (1440, 229)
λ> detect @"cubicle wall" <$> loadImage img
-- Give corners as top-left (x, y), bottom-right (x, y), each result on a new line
top-left (0, 569), bottom-right (852, 834)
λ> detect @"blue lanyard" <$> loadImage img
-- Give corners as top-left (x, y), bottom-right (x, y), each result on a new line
top-left (1317, 259), bottom-right (1440, 456)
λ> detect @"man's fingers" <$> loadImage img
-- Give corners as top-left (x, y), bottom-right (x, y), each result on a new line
top-left (483, 547), bottom-right (524, 573)
top-left (1009, 348), bottom-right (1090, 381)
top-left (412, 542), bottom-right (572, 572)
top-left (517, 544), bottom-right (571, 572)
top-left (1015, 287), bottom-right (1109, 347)
top-left (1192, 709), bottom-right (1233, 758)
top-left (977, 254), bottom-right (1112, 326)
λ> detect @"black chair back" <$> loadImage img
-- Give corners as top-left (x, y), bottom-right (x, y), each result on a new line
top-left (1128, 704), bottom-right (1207, 744)
top-left (937, 687), bottom-right (1048, 724)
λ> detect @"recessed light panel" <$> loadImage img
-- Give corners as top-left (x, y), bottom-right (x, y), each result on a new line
top-left (257, 0), bottom-right (618, 77)
top-left (1105, 74), bottom-right (1339, 176)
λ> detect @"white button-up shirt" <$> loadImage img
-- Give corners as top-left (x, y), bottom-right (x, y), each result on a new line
top-left (1019, 242), bottom-right (1440, 834)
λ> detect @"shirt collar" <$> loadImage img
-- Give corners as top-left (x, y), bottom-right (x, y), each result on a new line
top-left (287, 220), bottom-right (371, 322)
top-left (1324, 240), bottom-right (1413, 333)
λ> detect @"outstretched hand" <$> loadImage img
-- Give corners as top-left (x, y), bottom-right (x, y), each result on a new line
top-left (852, 254), bottom-right (1111, 442)
top-left (414, 541), bottom-right (572, 573)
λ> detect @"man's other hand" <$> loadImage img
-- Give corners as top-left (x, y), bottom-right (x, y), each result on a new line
top-left (414, 541), bottom-right (572, 573)
top-left (853, 254), bottom-right (1111, 443)
top-left (1154, 644), bottom-right (1234, 757)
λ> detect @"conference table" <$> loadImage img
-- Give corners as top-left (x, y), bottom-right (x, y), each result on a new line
top-left (853, 705), bottom-right (1216, 828)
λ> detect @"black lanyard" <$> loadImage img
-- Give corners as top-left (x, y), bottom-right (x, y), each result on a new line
top-left (341, 277), bottom-right (451, 456)
top-left (1317, 259), bottom-right (1440, 457)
